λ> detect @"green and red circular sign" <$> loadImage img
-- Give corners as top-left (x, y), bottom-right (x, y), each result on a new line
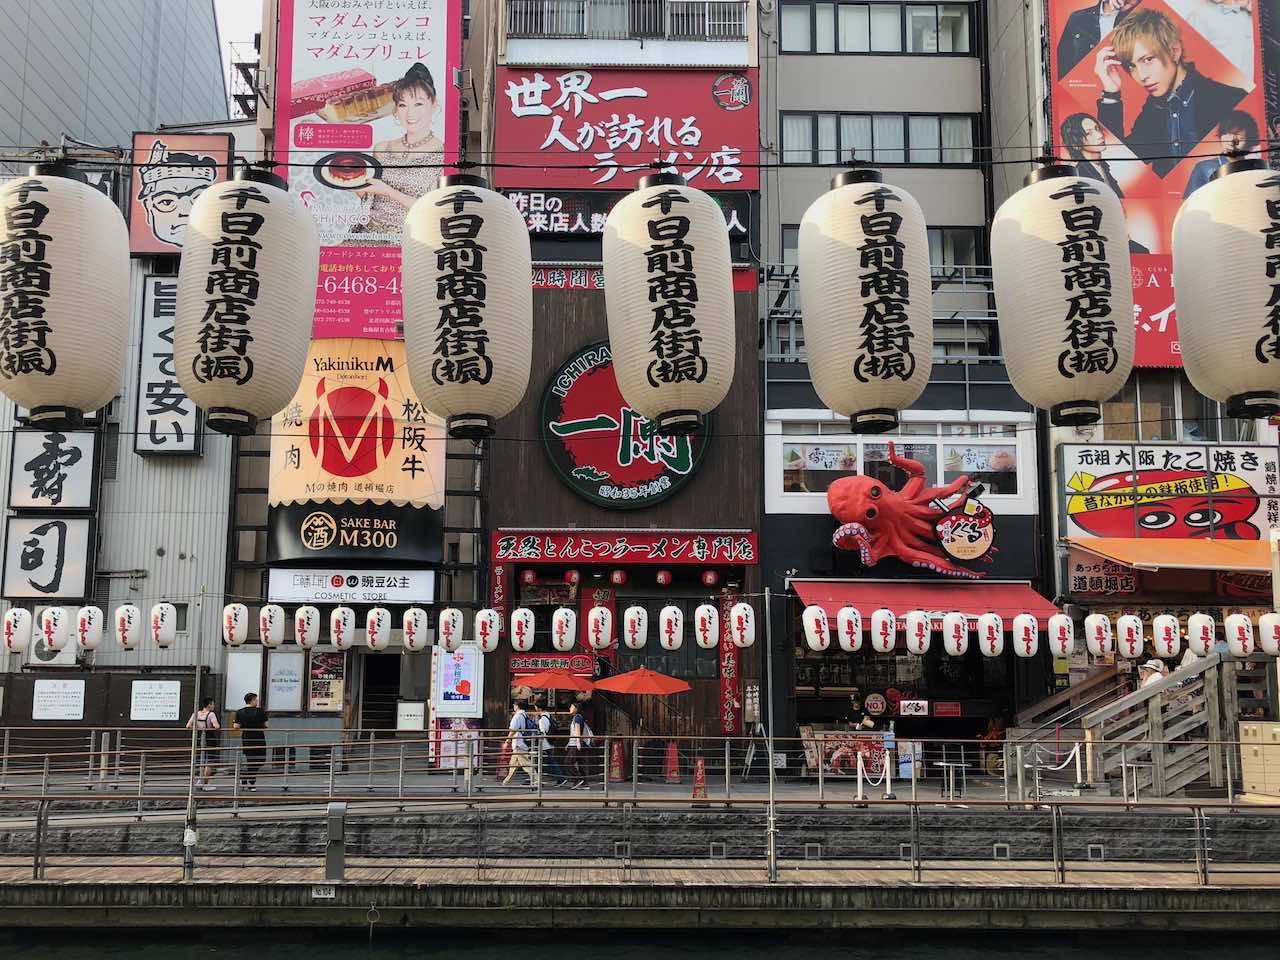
top-left (540, 342), bottom-right (711, 510)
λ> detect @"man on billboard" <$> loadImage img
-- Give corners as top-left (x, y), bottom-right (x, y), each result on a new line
top-left (1057, 0), bottom-right (1140, 78)
top-left (1182, 109), bottom-right (1261, 195)
top-left (135, 140), bottom-right (218, 246)
top-left (1095, 8), bottom-right (1247, 175)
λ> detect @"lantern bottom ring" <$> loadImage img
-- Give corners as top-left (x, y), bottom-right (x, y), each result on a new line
top-left (1226, 391), bottom-right (1280, 419)
top-left (850, 408), bottom-right (898, 434)
top-left (27, 405), bottom-right (85, 430)
top-left (1050, 400), bottom-right (1102, 427)
top-left (206, 407), bottom-right (259, 436)
top-left (447, 414), bottom-right (496, 439)
top-left (654, 410), bottom-right (701, 436)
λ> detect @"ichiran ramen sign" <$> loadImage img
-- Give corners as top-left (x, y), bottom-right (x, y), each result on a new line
top-left (541, 342), bottom-right (710, 509)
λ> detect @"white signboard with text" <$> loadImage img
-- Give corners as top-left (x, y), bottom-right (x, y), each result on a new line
top-left (130, 680), bottom-right (182, 721)
top-left (3, 516), bottom-right (93, 600)
top-left (431, 645), bottom-right (484, 718)
top-left (268, 650), bottom-right (306, 713)
top-left (135, 274), bottom-right (200, 453)
top-left (32, 678), bottom-right (85, 721)
top-left (8, 431), bottom-right (96, 509)
top-left (269, 568), bottom-right (435, 605)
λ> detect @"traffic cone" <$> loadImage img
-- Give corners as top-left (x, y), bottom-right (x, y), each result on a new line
top-left (611, 739), bottom-right (627, 782)
top-left (664, 741), bottom-right (681, 782)
top-left (691, 757), bottom-right (708, 801)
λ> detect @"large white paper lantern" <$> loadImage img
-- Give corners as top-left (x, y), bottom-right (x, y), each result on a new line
top-left (38, 607), bottom-right (70, 652)
top-left (802, 604), bottom-right (830, 652)
top-left (602, 173), bottom-right (734, 435)
top-left (223, 603), bottom-right (248, 647)
top-left (4, 608), bottom-right (32, 654)
top-left (1225, 613), bottom-right (1255, 657)
top-left (904, 610), bottom-right (931, 655)
top-left (1116, 614), bottom-right (1144, 659)
top-left (259, 603), bottom-right (285, 648)
top-left (622, 605), bottom-right (648, 650)
top-left (0, 165), bottom-right (129, 428)
top-left (1187, 612), bottom-right (1215, 657)
top-left (694, 603), bottom-right (719, 649)
top-left (798, 169), bottom-right (933, 432)
top-left (366, 607), bottom-right (391, 652)
top-left (658, 605), bottom-right (684, 650)
top-left (1173, 160), bottom-right (1280, 418)
top-left (115, 604), bottom-right (141, 651)
top-left (294, 605), bottom-right (321, 650)
top-left (978, 613), bottom-right (1004, 657)
top-left (1152, 613), bottom-right (1181, 659)
top-left (870, 608), bottom-right (897, 654)
top-left (510, 607), bottom-right (536, 652)
top-left (402, 607), bottom-right (430, 653)
top-left (1258, 612), bottom-right (1280, 656)
top-left (837, 606), bottom-right (863, 653)
top-left (730, 602), bottom-right (755, 648)
top-left (474, 608), bottom-right (502, 653)
top-left (438, 607), bottom-right (464, 651)
top-left (75, 606), bottom-right (103, 651)
top-left (330, 606), bottom-right (355, 650)
top-left (1048, 613), bottom-right (1074, 657)
top-left (586, 605), bottom-right (613, 651)
top-left (991, 165), bottom-right (1134, 425)
top-left (552, 607), bottom-right (577, 651)
top-left (174, 168), bottom-right (319, 435)
top-left (1085, 613), bottom-right (1113, 657)
top-left (403, 175), bottom-right (532, 438)
top-left (149, 602), bottom-right (177, 649)
top-left (1012, 613), bottom-right (1039, 658)
top-left (943, 612), bottom-right (969, 657)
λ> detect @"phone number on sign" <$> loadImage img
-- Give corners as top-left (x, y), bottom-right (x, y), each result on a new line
top-left (321, 275), bottom-right (402, 296)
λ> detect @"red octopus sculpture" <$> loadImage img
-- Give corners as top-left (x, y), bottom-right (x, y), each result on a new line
top-left (827, 441), bottom-right (981, 579)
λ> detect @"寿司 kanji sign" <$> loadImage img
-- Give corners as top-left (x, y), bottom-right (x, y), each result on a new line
top-left (493, 530), bottom-right (758, 565)
top-left (493, 68), bottom-right (759, 190)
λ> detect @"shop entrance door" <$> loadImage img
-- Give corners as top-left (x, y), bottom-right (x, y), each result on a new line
top-left (360, 653), bottom-right (401, 735)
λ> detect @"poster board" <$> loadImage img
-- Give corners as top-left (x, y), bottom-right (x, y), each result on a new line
top-left (267, 649), bottom-right (306, 713)
top-left (129, 680), bottom-right (182, 721)
top-left (431, 644), bottom-right (484, 718)
top-left (31, 678), bottom-right (85, 721)
top-left (224, 648), bottom-right (264, 717)
top-left (309, 651), bottom-right (346, 712)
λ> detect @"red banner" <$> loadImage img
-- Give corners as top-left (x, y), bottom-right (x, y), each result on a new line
top-left (718, 590), bottom-right (741, 735)
top-left (1047, 0), bottom-right (1265, 368)
top-left (493, 530), bottom-right (758, 565)
top-left (494, 68), bottom-right (759, 190)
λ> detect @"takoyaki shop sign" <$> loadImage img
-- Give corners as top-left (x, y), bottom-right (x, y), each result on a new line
top-left (540, 342), bottom-right (711, 509)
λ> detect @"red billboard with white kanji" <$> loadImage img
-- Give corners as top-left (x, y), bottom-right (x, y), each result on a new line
top-left (493, 68), bottom-right (759, 191)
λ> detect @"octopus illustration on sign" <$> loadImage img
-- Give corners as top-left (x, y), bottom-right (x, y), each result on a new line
top-left (827, 442), bottom-right (994, 579)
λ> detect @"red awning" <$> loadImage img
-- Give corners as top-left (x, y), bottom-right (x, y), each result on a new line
top-left (790, 579), bottom-right (1060, 625)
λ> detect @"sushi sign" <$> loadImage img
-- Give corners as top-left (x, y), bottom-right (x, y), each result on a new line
top-left (541, 342), bottom-right (711, 510)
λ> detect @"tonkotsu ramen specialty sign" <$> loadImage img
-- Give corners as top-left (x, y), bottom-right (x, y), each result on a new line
top-left (494, 68), bottom-right (759, 191)
top-left (268, 339), bottom-right (445, 564)
top-left (541, 342), bottom-right (711, 509)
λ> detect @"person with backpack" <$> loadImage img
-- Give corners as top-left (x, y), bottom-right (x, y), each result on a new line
top-left (535, 703), bottom-right (567, 786)
top-left (185, 696), bottom-right (220, 791)
top-left (566, 701), bottom-right (594, 789)
top-left (501, 700), bottom-right (537, 787)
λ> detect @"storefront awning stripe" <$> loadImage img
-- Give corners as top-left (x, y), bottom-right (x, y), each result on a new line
top-left (1065, 536), bottom-right (1272, 573)
top-left (788, 580), bottom-right (1059, 625)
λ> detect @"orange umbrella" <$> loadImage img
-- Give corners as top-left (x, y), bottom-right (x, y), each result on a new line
top-left (592, 667), bottom-right (690, 696)
top-left (511, 668), bottom-right (595, 691)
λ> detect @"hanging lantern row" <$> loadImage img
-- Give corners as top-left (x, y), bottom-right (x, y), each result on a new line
top-left (797, 606), bottom-right (1280, 659)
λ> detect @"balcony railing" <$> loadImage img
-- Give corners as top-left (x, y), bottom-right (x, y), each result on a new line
top-left (507, 0), bottom-right (749, 42)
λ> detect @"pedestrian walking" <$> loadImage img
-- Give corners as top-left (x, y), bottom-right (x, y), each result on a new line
top-left (566, 702), bottom-right (595, 789)
top-left (501, 700), bottom-right (537, 787)
top-left (233, 692), bottom-right (269, 792)
top-left (535, 704), bottom-right (567, 785)
top-left (185, 696), bottom-right (220, 791)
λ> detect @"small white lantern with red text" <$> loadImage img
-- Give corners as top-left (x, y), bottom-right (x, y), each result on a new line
top-left (3, 608), bottom-right (32, 654)
top-left (904, 610), bottom-right (931, 655)
top-left (510, 608), bottom-right (536, 652)
top-left (331, 606), bottom-right (355, 650)
top-left (475, 608), bottom-right (502, 652)
top-left (149, 603), bottom-right (176, 649)
top-left (259, 604), bottom-right (285, 648)
top-left (1152, 614), bottom-right (1181, 659)
top-left (1187, 613), bottom-right (1216, 657)
top-left (871, 608), bottom-right (897, 654)
top-left (1085, 613), bottom-right (1112, 657)
top-left (552, 607), bottom-right (577, 651)
top-left (1258, 612), bottom-right (1280, 656)
top-left (659, 605), bottom-right (684, 651)
top-left (1047, 613), bottom-right (1074, 657)
top-left (295, 605), bottom-right (321, 650)
top-left (587, 605), bottom-right (614, 651)
top-left (943, 612), bottom-right (969, 657)
top-left (39, 607), bottom-right (70, 652)
top-left (978, 613), bottom-right (1004, 657)
top-left (223, 603), bottom-right (248, 647)
top-left (1012, 614), bottom-right (1039, 658)
top-left (438, 607), bottom-right (464, 652)
top-left (75, 606), bottom-right (103, 652)
top-left (1116, 614), bottom-right (1144, 659)
top-left (802, 605), bottom-right (830, 652)
top-left (623, 606), bottom-right (648, 650)
top-left (694, 603), bottom-right (719, 649)
top-left (115, 605), bottom-right (141, 651)
top-left (730, 602), bottom-right (755, 648)
top-left (1225, 613), bottom-right (1255, 657)
top-left (366, 607), bottom-right (391, 652)
top-left (402, 607), bottom-right (429, 653)
top-left (837, 606), bottom-right (862, 653)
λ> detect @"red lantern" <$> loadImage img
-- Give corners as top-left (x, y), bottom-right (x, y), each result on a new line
top-left (701, 570), bottom-right (718, 587)
top-left (564, 569), bottom-right (581, 586)
top-left (609, 569), bottom-right (627, 586)
top-left (655, 569), bottom-right (673, 586)
top-left (519, 569), bottom-right (537, 586)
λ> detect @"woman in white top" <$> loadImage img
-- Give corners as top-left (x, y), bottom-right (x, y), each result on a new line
top-left (185, 696), bottom-right (221, 790)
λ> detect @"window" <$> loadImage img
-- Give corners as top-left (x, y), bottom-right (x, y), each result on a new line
top-left (864, 442), bottom-right (939, 488)
top-left (927, 227), bottom-right (980, 271)
top-left (173, 603), bottom-right (189, 633)
top-left (780, 111), bottom-right (973, 165)
top-left (780, 1), bottom-right (971, 54)
top-left (1103, 370), bottom-right (1259, 444)
top-left (783, 442), bottom-right (858, 492)
top-left (943, 443), bottom-right (1018, 494)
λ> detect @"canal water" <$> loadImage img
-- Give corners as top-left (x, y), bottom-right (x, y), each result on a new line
top-left (0, 931), bottom-right (1274, 958)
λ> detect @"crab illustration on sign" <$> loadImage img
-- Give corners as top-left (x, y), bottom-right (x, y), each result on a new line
top-left (827, 442), bottom-right (995, 579)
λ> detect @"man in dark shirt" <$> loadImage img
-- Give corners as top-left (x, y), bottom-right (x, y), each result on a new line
top-left (234, 693), bottom-right (269, 792)
top-left (1056, 0), bottom-right (1138, 79)
top-left (1095, 9), bottom-right (1246, 177)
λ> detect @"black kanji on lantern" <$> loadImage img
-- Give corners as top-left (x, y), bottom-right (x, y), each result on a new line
top-left (1053, 180), bottom-right (1117, 379)
top-left (432, 188), bottom-right (493, 387)
top-left (853, 186), bottom-right (915, 383)
top-left (642, 189), bottom-right (707, 388)
top-left (0, 179), bottom-right (56, 380)
top-left (193, 186), bottom-right (268, 386)
top-left (1255, 176), bottom-right (1280, 364)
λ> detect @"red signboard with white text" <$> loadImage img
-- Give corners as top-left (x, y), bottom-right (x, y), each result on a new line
top-left (494, 68), bottom-right (759, 191)
top-left (493, 530), bottom-right (758, 565)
